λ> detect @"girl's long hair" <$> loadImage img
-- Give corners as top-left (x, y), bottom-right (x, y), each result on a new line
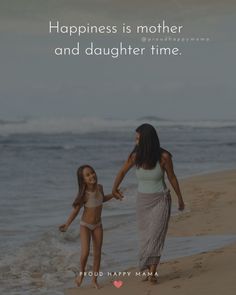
top-left (130, 123), bottom-right (171, 169)
top-left (72, 164), bottom-right (96, 208)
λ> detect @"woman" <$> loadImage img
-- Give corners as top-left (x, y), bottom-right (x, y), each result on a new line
top-left (112, 123), bottom-right (185, 283)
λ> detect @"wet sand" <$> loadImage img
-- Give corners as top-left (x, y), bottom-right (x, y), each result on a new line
top-left (65, 169), bottom-right (236, 295)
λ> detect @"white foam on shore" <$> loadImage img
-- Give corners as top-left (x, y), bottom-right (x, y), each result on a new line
top-left (0, 117), bottom-right (236, 135)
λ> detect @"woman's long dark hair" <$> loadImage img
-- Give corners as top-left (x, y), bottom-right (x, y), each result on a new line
top-left (130, 123), bottom-right (171, 169)
top-left (72, 164), bottom-right (96, 208)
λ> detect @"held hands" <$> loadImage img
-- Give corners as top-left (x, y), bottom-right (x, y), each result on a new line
top-left (59, 223), bottom-right (69, 232)
top-left (112, 188), bottom-right (124, 200)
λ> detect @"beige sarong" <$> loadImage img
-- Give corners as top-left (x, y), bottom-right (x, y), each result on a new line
top-left (136, 189), bottom-right (171, 271)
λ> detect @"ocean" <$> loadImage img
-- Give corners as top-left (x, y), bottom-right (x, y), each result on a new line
top-left (0, 117), bottom-right (236, 295)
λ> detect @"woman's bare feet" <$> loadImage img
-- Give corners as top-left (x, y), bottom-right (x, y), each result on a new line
top-left (75, 273), bottom-right (84, 287)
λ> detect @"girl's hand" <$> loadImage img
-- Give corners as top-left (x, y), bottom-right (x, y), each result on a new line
top-left (112, 188), bottom-right (124, 200)
top-left (59, 224), bottom-right (68, 232)
top-left (178, 199), bottom-right (185, 211)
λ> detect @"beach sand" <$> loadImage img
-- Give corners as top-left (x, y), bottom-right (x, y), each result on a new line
top-left (65, 170), bottom-right (236, 295)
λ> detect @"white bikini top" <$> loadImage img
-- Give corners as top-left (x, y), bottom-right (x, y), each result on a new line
top-left (84, 188), bottom-right (103, 208)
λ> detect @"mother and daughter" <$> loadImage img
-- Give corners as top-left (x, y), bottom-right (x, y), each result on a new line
top-left (59, 123), bottom-right (185, 288)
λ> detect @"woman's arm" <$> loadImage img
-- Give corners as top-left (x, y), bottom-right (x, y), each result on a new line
top-left (112, 155), bottom-right (135, 199)
top-left (59, 203), bottom-right (82, 232)
top-left (162, 153), bottom-right (185, 211)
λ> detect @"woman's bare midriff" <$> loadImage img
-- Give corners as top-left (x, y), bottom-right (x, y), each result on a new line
top-left (81, 205), bottom-right (103, 224)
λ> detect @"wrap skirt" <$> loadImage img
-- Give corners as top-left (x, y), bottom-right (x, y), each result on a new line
top-left (136, 189), bottom-right (171, 271)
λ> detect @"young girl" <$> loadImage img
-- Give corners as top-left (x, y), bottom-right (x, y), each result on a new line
top-left (59, 164), bottom-right (115, 289)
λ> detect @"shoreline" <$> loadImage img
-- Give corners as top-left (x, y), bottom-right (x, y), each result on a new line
top-left (65, 169), bottom-right (236, 294)
top-left (178, 167), bottom-right (236, 180)
top-left (178, 167), bottom-right (236, 181)
top-left (66, 241), bottom-right (236, 295)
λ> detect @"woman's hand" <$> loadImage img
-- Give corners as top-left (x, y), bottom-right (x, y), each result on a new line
top-left (178, 199), bottom-right (185, 211)
top-left (59, 223), bottom-right (69, 232)
top-left (112, 188), bottom-right (124, 200)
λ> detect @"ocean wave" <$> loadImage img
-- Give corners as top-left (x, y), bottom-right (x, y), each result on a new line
top-left (0, 220), bottom-right (136, 295)
top-left (0, 230), bottom-right (81, 295)
top-left (0, 117), bottom-right (236, 135)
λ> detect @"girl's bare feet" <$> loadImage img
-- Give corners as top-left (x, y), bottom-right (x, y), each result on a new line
top-left (141, 275), bottom-right (150, 282)
top-left (149, 274), bottom-right (159, 284)
top-left (91, 279), bottom-right (100, 289)
top-left (75, 273), bottom-right (84, 287)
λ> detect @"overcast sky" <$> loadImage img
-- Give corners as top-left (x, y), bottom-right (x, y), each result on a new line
top-left (1, 0), bottom-right (236, 121)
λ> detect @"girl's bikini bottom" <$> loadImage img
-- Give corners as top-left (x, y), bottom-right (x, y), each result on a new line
top-left (80, 220), bottom-right (102, 231)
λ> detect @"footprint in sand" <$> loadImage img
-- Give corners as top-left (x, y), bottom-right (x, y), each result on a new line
top-left (193, 257), bottom-right (203, 262)
top-left (170, 273), bottom-right (181, 280)
top-left (193, 262), bottom-right (203, 269)
top-left (169, 260), bottom-right (179, 265)
top-left (173, 285), bottom-right (181, 288)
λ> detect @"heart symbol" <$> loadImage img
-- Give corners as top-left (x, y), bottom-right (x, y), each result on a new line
top-left (113, 280), bottom-right (123, 288)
